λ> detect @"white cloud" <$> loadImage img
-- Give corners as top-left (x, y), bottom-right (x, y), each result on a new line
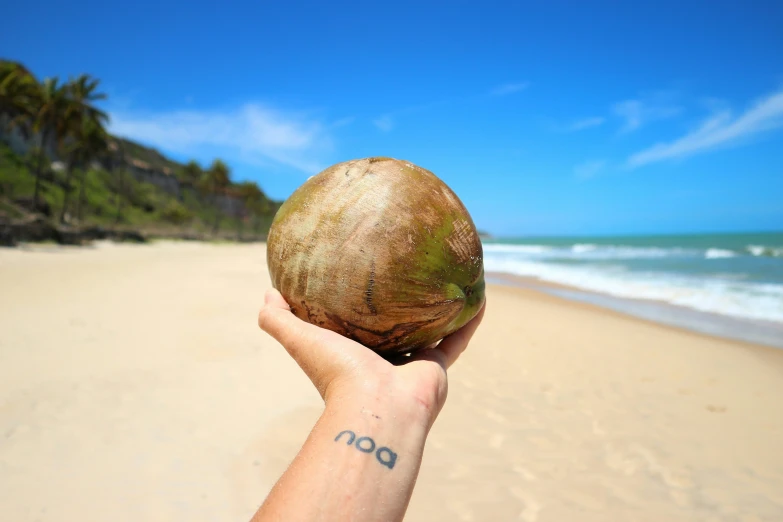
top-left (627, 87), bottom-right (783, 168)
top-left (108, 103), bottom-right (334, 173)
top-left (565, 117), bottom-right (605, 132)
top-left (613, 93), bottom-right (681, 133)
top-left (574, 160), bottom-right (606, 179)
top-left (490, 82), bottom-right (530, 96)
top-left (373, 115), bottom-right (394, 132)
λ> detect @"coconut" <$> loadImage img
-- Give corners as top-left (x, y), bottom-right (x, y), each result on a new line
top-left (266, 157), bottom-right (485, 355)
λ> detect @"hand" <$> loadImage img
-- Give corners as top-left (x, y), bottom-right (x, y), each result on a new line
top-left (257, 288), bottom-right (485, 429)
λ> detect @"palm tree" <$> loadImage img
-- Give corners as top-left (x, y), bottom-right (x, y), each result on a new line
top-left (0, 61), bottom-right (37, 135)
top-left (1, 62), bottom-right (39, 203)
top-left (69, 75), bottom-right (108, 222)
top-left (29, 77), bottom-right (70, 209)
top-left (75, 119), bottom-right (108, 222)
top-left (65, 74), bottom-right (107, 125)
top-left (60, 115), bottom-right (108, 223)
top-left (204, 159), bottom-right (230, 235)
top-left (58, 75), bottom-right (108, 223)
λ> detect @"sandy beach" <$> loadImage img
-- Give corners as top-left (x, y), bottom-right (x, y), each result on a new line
top-left (1, 241), bottom-right (782, 522)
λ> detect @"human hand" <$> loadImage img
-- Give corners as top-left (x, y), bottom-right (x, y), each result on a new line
top-left (257, 288), bottom-right (485, 429)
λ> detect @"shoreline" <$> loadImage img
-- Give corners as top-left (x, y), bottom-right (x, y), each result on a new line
top-left (5, 238), bottom-right (779, 350)
top-left (0, 217), bottom-right (269, 247)
top-left (5, 238), bottom-right (780, 350)
top-left (487, 271), bottom-right (783, 350)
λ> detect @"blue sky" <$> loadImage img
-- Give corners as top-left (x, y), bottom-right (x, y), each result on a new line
top-left (3, 1), bottom-right (783, 236)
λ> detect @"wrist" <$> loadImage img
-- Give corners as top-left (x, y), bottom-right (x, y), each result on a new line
top-left (323, 377), bottom-right (434, 435)
top-left (316, 395), bottom-right (428, 481)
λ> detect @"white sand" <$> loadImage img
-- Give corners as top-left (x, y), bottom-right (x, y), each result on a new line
top-left (1, 241), bottom-right (782, 521)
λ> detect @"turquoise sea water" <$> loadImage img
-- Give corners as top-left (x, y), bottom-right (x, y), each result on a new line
top-left (483, 232), bottom-right (783, 332)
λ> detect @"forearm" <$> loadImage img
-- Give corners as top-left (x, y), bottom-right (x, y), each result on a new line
top-left (252, 393), bottom-right (431, 522)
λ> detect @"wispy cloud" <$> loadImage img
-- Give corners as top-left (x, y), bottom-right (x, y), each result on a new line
top-left (373, 115), bottom-right (394, 132)
top-left (372, 81), bottom-right (530, 132)
top-left (565, 116), bottom-right (605, 132)
top-left (627, 87), bottom-right (783, 168)
top-left (613, 92), bottom-right (681, 133)
top-left (109, 103), bottom-right (335, 173)
top-left (574, 160), bottom-right (606, 179)
top-left (490, 82), bottom-right (530, 96)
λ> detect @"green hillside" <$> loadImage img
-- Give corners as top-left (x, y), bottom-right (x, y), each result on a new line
top-left (0, 59), bottom-right (281, 245)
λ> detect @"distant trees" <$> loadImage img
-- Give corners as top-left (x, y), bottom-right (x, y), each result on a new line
top-left (180, 160), bottom-right (203, 185)
top-left (236, 180), bottom-right (274, 238)
top-left (161, 199), bottom-right (192, 225)
top-left (236, 180), bottom-right (262, 240)
top-left (204, 159), bottom-right (231, 234)
top-left (109, 139), bottom-right (127, 224)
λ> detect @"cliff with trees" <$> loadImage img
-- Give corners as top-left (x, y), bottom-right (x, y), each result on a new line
top-left (0, 59), bottom-right (280, 246)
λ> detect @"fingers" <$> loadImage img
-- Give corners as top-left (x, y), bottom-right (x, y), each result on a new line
top-left (258, 289), bottom-right (332, 382)
top-left (257, 289), bottom-right (307, 349)
top-left (402, 300), bottom-right (486, 372)
top-left (257, 288), bottom-right (359, 398)
top-left (433, 301), bottom-right (486, 369)
top-left (259, 288), bottom-right (485, 402)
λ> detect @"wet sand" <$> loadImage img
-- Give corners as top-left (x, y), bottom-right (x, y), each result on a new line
top-left (1, 241), bottom-right (782, 521)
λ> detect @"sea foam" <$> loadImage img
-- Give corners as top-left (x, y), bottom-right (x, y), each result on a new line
top-left (483, 242), bottom-right (783, 323)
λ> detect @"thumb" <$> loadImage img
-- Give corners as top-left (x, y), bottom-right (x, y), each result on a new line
top-left (429, 300), bottom-right (486, 369)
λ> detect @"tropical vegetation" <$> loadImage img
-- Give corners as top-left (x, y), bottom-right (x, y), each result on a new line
top-left (0, 59), bottom-right (279, 241)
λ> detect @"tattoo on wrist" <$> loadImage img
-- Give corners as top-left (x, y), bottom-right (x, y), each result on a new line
top-left (334, 430), bottom-right (397, 470)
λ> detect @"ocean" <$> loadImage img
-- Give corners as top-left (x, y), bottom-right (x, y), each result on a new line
top-left (482, 232), bottom-right (783, 348)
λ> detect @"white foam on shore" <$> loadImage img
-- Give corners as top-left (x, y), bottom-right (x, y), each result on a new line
top-left (484, 243), bottom-right (696, 260)
top-left (488, 274), bottom-right (783, 349)
top-left (483, 255), bottom-right (783, 323)
top-left (571, 243), bottom-right (597, 253)
top-left (705, 248), bottom-right (736, 259)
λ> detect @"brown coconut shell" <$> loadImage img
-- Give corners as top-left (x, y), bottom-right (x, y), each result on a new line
top-left (266, 157), bottom-right (485, 355)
